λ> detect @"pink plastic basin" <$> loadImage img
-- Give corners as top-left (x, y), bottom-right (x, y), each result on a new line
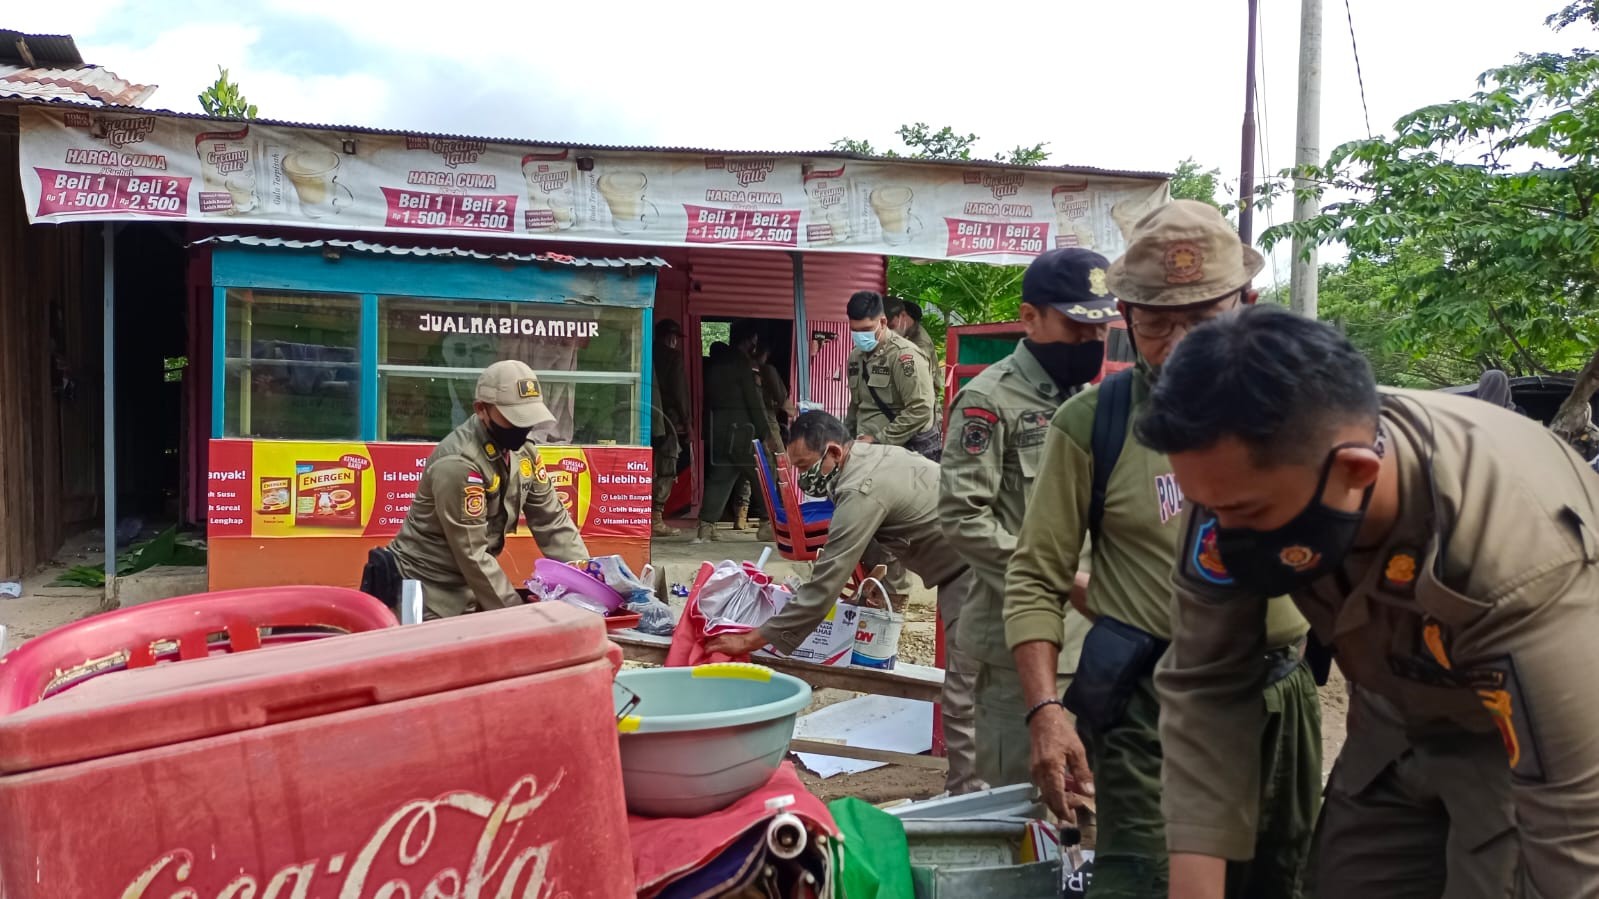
top-left (532, 558), bottom-right (625, 615)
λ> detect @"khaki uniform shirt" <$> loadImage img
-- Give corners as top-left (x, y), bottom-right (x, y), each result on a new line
top-left (844, 332), bottom-right (935, 447)
top-left (908, 324), bottom-right (944, 426)
top-left (757, 361), bottom-right (789, 455)
top-left (389, 415), bottom-right (588, 618)
top-left (939, 340), bottom-right (1090, 672)
top-left (1156, 388), bottom-right (1599, 896)
top-left (908, 324), bottom-right (939, 371)
top-left (1004, 370), bottom-right (1307, 646)
top-left (762, 443), bottom-right (968, 655)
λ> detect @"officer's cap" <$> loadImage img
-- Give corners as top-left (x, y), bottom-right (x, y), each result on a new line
top-left (476, 360), bottom-right (556, 428)
top-left (1107, 199), bottom-right (1265, 308)
top-left (1021, 248), bottom-right (1118, 323)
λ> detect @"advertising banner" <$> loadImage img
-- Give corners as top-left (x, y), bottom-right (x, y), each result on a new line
top-left (20, 107), bottom-right (1170, 265)
top-left (206, 440), bottom-right (652, 541)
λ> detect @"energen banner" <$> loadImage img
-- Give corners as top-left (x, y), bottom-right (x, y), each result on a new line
top-left (206, 440), bottom-right (652, 541)
top-left (19, 106), bottom-right (1169, 264)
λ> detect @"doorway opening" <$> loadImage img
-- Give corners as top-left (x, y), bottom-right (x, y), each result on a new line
top-left (675, 316), bottom-right (795, 525)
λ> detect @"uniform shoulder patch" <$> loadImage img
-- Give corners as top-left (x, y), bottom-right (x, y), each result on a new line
top-left (463, 484), bottom-right (487, 520)
top-left (961, 417), bottom-right (993, 455)
top-left (898, 353), bottom-right (916, 378)
top-left (1180, 513), bottom-right (1234, 587)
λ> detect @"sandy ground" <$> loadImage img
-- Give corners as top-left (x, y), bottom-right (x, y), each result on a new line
top-left (0, 532), bottom-right (109, 652)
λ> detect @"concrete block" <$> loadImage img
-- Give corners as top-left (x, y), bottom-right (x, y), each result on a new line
top-left (116, 566), bottom-right (210, 607)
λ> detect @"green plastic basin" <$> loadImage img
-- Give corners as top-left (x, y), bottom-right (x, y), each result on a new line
top-left (614, 663), bottom-right (812, 817)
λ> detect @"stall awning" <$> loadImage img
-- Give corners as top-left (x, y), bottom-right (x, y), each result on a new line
top-left (189, 235), bottom-right (669, 270)
top-left (16, 103), bottom-right (1169, 266)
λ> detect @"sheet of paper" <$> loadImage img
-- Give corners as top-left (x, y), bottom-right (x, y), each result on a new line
top-left (791, 694), bottom-right (934, 778)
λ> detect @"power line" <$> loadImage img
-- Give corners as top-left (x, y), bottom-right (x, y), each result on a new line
top-left (1257, 0), bottom-right (1283, 292)
top-left (1344, 0), bottom-right (1374, 137)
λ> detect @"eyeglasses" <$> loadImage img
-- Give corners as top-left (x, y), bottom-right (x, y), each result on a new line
top-left (1127, 292), bottom-right (1244, 340)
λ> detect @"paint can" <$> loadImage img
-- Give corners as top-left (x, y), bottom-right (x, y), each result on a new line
top-left (851, 603), bottom-right (904, 670)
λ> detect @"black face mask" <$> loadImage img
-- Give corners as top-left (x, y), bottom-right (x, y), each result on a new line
top-left (483, 416), bottom-right (533, 453)
top-left (1213, 442), bottom-right (1375, 596)
top-left (1024, 339), bottom-right (1105, 391)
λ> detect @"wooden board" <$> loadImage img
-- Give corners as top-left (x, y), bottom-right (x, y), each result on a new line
top-left (610, 629), bottom-right (947, 772)
top-left (610, 630), bottom-right (944, 703)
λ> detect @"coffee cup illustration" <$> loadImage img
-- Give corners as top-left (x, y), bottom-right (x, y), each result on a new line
top-left (598, 170), bottom-right (652, 234)
top-left (869, 186), bottom-right (918, 246)
top-left (283, 149), bottom-right (352, 219)
top-left (226, 171), bottom-right (258, 215)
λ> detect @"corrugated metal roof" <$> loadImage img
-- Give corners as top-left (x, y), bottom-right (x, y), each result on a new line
top-left (2, 97), bottom-right (1169, 183)
top-left (0, 64), bottom-right (156, 107)
top-left (189, 235), bottom-right (670, 269)
top-left (0, 31), bottom-right (83, 67)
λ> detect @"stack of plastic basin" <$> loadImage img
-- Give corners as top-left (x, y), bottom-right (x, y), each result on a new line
top-left (614, 664), bottom-right (811, 817)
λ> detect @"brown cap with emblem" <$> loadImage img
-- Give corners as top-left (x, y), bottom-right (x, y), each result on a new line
top-left (475, 360), bottom-right (556, 428)
top-left (1107, 199), bottom-right (1266, 307)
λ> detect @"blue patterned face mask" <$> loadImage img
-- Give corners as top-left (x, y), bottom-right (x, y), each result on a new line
top-left (851, 330), bottom-right (879, 354)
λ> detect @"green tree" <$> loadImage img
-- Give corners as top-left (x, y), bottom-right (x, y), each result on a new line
top-left (1263, 7), bottom-right (1599, 446)
top-left (198, 66), bottom-right (258, 119)
top-left (1171, 158), bottom-right (1225, 209)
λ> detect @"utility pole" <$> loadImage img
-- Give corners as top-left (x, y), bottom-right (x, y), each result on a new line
top-left (1291, 0), bottom-right (1322, 317)
top-left (1239, 0), bottom-right (1259, 245)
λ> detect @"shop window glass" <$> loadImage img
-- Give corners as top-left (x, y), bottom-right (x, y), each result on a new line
top-left (378, 298), bottom-right (642, 444)
top-left (223, 290), bottom-right (361, 439)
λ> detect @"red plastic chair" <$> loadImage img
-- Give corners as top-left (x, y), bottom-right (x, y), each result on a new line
top-left (0, 586), bottom-right (398, 715)
top-left (752, 440), bottom-right (833, 562)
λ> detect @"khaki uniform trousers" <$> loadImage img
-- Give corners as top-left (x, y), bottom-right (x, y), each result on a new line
top-left (938, 570), bottom-right (981, 795)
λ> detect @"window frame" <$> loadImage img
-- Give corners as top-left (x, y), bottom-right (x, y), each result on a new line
top-left (209, 245), bottom-right (657, 446)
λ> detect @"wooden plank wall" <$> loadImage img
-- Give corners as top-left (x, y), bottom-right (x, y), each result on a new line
top-left (0, 117), bottom-right (101, 577)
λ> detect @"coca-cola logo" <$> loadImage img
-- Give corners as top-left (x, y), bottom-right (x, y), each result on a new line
top-left (120, 771), bottom-right (569, 898)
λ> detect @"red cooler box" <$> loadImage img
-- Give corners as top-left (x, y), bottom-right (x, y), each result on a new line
top-left (0, 602), bottom-right (633, 898)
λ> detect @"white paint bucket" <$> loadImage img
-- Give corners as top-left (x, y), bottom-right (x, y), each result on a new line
top-left (851, 604), bottom-right (904, 670)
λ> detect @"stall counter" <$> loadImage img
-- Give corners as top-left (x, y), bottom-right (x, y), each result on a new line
top-left (206, 439), bottom-right (651, 591)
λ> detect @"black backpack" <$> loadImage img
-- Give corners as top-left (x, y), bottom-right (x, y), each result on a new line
top-left (1088, 370), bottom-right (1135, 541)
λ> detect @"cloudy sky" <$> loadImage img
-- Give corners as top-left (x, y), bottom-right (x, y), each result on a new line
top-left (10, 0), bottom-right (1575, 284)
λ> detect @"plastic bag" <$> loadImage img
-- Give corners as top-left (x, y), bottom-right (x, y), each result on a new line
top-left (695, 560), bottom-right (790, 634)
top-left (588, 554), bottom-right (675, 636)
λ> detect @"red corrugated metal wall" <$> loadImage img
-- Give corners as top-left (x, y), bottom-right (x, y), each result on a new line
top-left (805, 318), bottom-right (852, 419)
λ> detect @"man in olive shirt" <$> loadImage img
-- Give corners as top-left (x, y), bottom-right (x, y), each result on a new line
top-left (885, 294), bottom-right (937, 369)
top-left (1140, 303), bottom-right (1599, 899)
top-left (940, 248), bottom-right (1115, 789)
top-left (845, 291), bottom-right (939, 461)
top-left (707, 411), bottom-right (981, 794)
top-left (386, 360), bottom-right (589, 619)
top-left (1004, 202), bottom-right (1319, 898)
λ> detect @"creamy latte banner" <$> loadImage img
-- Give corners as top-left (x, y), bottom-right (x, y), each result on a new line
top-left (20, 106), bottom-right (1169, 263)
